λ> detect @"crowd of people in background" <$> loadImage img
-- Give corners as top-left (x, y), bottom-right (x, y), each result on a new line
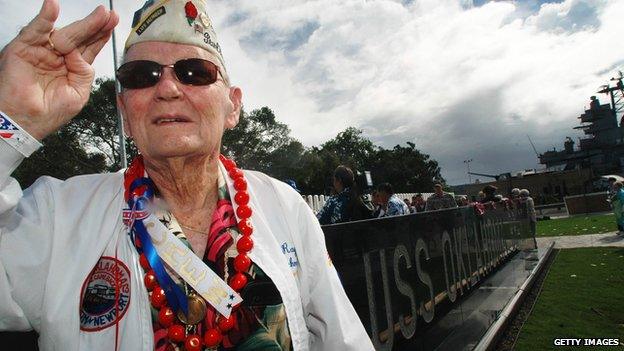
top-left (314, 165), bottom-right (538, 226)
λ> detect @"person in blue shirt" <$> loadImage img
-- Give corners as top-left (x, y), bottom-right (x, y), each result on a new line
top-left (316, 166), bottom-right (372, 224)
top-left (377, 182), bottom-right (410, 217)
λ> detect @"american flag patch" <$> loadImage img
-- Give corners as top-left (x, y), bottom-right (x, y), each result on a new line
top-left (0, 111), bottom-right (42, 157)
top-left (0, 117), bottom-right (20, 140)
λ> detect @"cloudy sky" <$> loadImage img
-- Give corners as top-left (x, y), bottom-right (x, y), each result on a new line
top-left (1, 0), bottom-right (623, 185)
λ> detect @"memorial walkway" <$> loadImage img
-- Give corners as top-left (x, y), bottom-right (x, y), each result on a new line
top-left (537, 231), bottom-right (624, 249)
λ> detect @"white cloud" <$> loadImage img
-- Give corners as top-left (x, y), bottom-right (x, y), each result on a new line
top-left (1, 0), bottom-right (622, 185)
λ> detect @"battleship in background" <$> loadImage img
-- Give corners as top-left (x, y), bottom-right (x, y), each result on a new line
top-left (540, 72), bottom-right (624, 176)
top-left (454, 72), bottom-right (624, 203)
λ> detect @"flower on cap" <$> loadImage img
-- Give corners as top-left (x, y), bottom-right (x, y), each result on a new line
top-left (185, 1), bottom-right (198, 26)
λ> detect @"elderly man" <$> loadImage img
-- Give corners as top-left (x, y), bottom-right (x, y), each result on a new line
top-left (519, 189), bottom-right (537, 235)
top-left (425, 183), bottom-right (457, 211)
top-left (0, 1), bottom-right (373, 350)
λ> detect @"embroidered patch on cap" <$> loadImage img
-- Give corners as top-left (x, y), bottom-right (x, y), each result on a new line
top-left (136, 6), bottom-right (166, 35)
top-left (80, 257), bottom-right (131, 331)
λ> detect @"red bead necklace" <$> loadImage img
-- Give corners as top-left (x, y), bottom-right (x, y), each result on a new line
top-left (137, 155), bottom-right (254, 350)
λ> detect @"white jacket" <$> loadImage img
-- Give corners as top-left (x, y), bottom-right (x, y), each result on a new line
top-left (0, 144), bottom-right (374, 351)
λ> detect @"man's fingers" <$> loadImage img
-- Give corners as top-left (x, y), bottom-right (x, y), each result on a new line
top-left (76, 9), bottom-right (118, 50)
top-left (79, 11), bottom-right (119, 64)
top-left (103, 10), bottom-right (120, 33)
top-left (82, 30), bottom-right (114, 65)
top-left (50, 6), bottom-right (112, 55)
top-left (65, 49), bottom-right (95, 92)
top-left (19, 0), bottom-right (59, 45)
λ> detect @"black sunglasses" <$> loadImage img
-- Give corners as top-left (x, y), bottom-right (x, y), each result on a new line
top-left (116, 58), bottom-right (220, 89)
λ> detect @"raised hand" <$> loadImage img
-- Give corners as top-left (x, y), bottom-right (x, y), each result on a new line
top-left (0, 0), bottom-right (119, 140)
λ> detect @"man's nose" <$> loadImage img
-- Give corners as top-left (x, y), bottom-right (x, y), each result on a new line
top-left (155, 67), bottom-right (183, 100)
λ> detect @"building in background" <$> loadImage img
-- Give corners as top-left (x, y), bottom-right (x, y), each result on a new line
top-left (453, 168), bottom-right (592, 205)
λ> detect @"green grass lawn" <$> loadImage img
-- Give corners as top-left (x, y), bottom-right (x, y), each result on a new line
top-left (536, 213), bottom-right (617, 237)
top-left (514, 248), bottom-right (624, 350)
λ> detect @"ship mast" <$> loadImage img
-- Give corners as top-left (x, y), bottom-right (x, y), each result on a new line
top-left (597, 70), bottom-right (624, 123)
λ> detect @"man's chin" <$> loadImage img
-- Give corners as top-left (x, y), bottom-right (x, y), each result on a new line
top-left (144, 145), bottom-right (210, 160)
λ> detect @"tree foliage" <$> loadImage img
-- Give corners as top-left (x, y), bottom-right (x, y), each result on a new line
top-left (320, 127), bottom-right (377, 170)
top-left (369, 142), bottom-right (442, 192)
top-left (224, 113), bottom-right (444, 195)
top-left (291, 131), bottom-right (443, 194)
top-left (12, 129), bottom-right (108, 188)
top-left (222, 107), bottom-right (304, 181)
top-left (68, 78), bottom-right (137, 171)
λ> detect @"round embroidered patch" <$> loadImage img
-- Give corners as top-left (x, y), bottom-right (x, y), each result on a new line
top-left (80, 256), bottom-right (131, 331)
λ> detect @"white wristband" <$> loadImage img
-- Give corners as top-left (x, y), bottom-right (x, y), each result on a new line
top-left (0, 110), bottom-right (42, 157)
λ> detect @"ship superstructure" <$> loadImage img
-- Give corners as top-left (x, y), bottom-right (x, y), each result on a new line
top-left (539, 73), bottom-right (624, 174)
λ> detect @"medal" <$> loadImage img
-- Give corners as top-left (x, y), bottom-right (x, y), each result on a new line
top-left (177, 293), bottom-right (208, 325)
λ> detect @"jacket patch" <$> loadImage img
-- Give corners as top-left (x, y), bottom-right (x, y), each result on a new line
top-left (80, 256), bottom-right (131, 331)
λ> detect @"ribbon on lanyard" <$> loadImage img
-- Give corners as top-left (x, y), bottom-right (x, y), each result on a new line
top-left (127, 177), bottom-right (189, 315)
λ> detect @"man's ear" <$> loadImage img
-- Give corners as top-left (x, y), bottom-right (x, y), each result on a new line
top-left (225, 86), bottom-right (242, 129)
top-left (116, 93), bottom-right (132, 138)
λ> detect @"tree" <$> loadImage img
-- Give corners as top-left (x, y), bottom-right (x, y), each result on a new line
top-left (319, 127), bottom-right (378, 170)
top-left (295, 128), bottom-right (444, 195)
top-left (290, 128), bottom-right (378, 194)
top-left (295, 147), bottom-right (339, 194)
top-left (12, 129), bottom-right (108, 188)
top-left (369, 142), bottom-right (443, 193)
top-left (222, 106), bottom-right (304, 180)
top-left (67, 78), bottom-right (137, 171)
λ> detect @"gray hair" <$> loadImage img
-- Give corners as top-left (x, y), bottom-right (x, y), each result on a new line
top-left (511, 188), bottom-right (520, 195)
top-left (519, 189), bottom-right (530, 197)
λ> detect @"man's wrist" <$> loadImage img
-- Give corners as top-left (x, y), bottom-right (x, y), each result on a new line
top-left (0, 110), bottom-right (42, 157)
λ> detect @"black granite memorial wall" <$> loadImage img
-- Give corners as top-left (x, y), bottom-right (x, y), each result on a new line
top-left (322, 205), bottom-right (535, 351)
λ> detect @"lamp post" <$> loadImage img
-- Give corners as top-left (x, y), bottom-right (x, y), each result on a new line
top-left (463, 158), bottom-right (473, 184)
top-left (109, 0), bottom-right (127, 169)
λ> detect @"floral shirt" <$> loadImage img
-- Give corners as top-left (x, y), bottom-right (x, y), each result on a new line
top-left (384, 194), bottom-right (410, 217)
top-left (316, 188), bottom-right (351, 225)
top-left (150, 173), bottom-right (292, 351)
